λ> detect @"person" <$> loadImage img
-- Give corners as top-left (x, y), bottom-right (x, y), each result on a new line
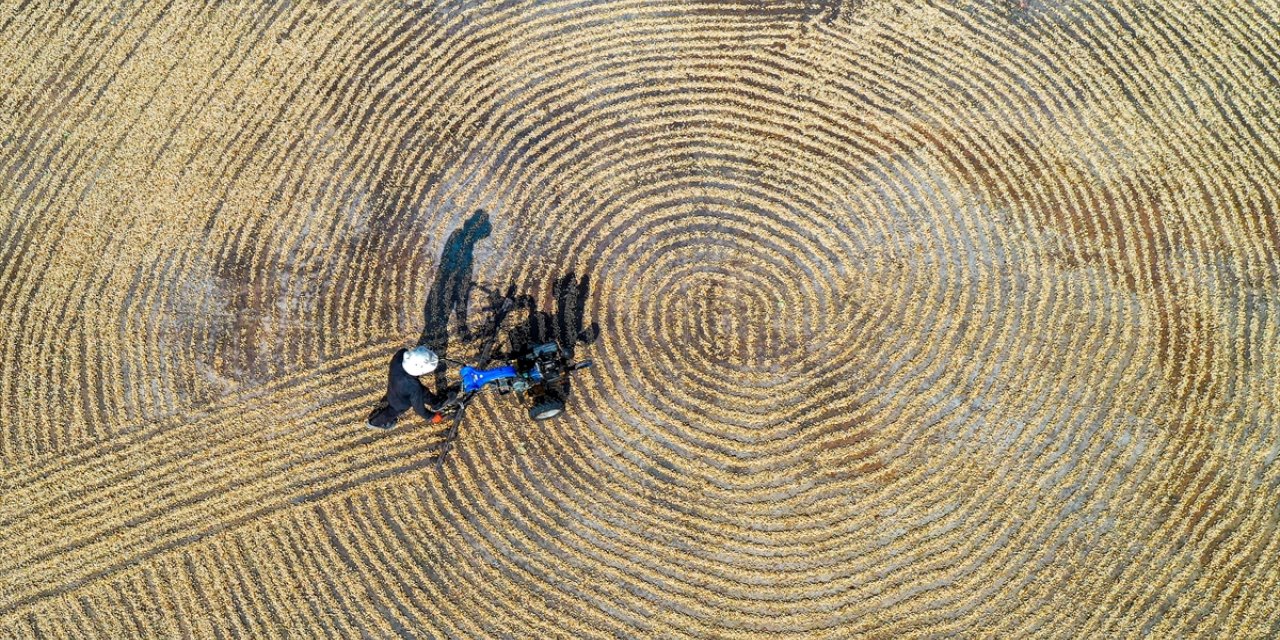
top-left (366, 346), bottom-right (443, 430)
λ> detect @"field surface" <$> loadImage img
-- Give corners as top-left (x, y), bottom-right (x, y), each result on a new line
top-left (3, 1), bottom-right (1280, 637)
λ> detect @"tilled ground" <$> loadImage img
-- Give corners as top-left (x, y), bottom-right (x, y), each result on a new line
top-left (2, 1), bottom-right (1279, 637)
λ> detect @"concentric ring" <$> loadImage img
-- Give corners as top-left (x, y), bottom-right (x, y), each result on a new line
top-left (2, 1), bottom-right (1279, 637)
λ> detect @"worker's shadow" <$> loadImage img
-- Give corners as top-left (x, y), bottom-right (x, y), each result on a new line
top-left (418, 209), bottom-right (491, 391)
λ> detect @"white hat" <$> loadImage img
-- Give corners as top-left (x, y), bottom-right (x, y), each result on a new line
top-left (402, 346), bottom-right (438, 376)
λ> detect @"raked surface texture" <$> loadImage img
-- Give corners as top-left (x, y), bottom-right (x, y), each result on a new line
top-left (2, 1), bottom-right (1280, 638)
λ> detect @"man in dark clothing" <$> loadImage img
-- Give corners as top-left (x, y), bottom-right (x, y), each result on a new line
top-left (366, 346), bottom-right (442, 430)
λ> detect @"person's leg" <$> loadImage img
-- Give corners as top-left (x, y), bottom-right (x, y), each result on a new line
top-left (366, 401), bottom-right (404, 430)
top-left (366, 394), bottom-right (388, 419)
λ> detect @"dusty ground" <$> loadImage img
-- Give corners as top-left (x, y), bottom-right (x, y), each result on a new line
top-left (2, 1), bottom-right (1279, 637)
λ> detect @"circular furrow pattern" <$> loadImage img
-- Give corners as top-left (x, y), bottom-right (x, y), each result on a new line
top-left (2, 0), bottom-right (1280, 638)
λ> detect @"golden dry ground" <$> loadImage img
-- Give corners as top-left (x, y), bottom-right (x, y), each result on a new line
top-left (2, 1), bottom-right (1280, 637)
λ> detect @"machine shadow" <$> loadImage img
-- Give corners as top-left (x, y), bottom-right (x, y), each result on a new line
top-left (464, 271), bottom-right (599, 403)
top-left (443, 273), bottom-right (599, 396)
top-left (508, 272), bottom-right (600, 360)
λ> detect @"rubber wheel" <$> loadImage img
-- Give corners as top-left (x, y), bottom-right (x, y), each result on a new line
top-left (529, 399), bottom-right (565, 421)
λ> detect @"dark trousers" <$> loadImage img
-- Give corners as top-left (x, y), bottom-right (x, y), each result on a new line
top-left (366, 397), bottom-right (403, 429)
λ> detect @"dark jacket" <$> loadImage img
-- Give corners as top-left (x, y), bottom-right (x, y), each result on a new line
top-left (386, 348), bottom-right (435, 420)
